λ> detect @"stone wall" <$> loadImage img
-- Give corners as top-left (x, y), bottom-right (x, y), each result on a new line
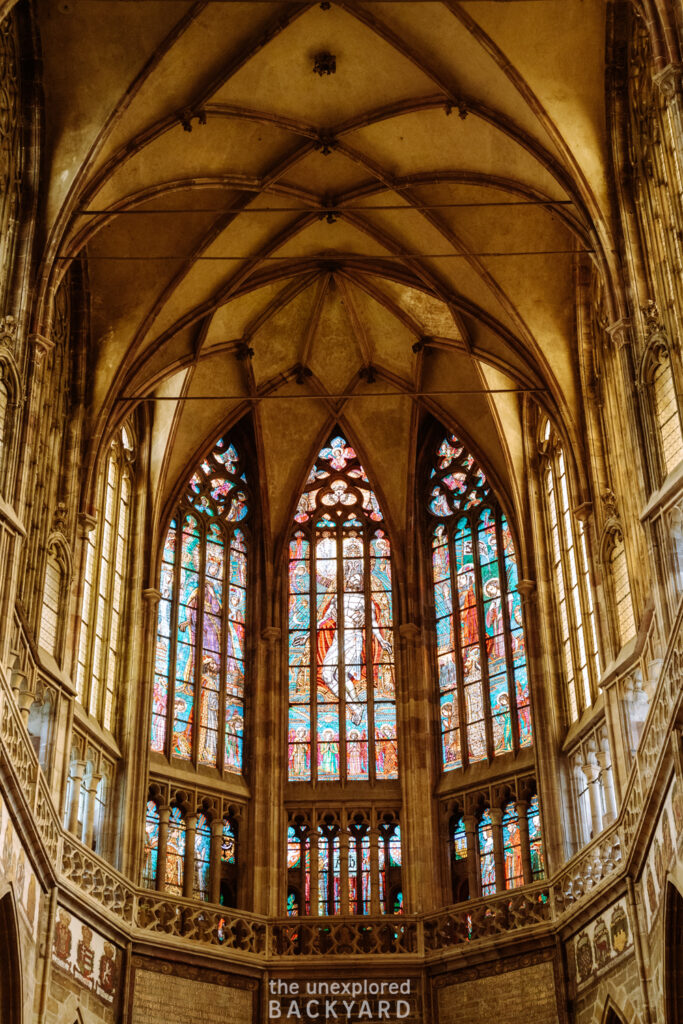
top-left (435, 954), bottom-right (561, 1024)
top-left (571, 953), bottom-right (643, 1024)
top-left (130, 957), bottom-right (257, 1024)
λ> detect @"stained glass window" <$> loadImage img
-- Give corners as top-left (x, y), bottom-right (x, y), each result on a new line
top-left (142, 800), bottom-right (159, 889)
top-left (287, 433), bottom-right (396, 783)
top-left (478, 810), bottom-right (496, 896)
top-left (318, 824), bottom-right (341, 915)
top-left (166, 807), bottom-right (186, 895)
top-left (76, 428), bottom-right (133, 729)
top-left (429, 432), bottom-right (532, 769)
top-left (39, 548), bottom-right (63, 657)
top-left (609, 534), bottom-right (636, 648)
top-left (151, 436), bottom-right (249, 774)
top-left (453, 818), bottom-right (468, 862)
top-left (222, 817), bottom-right (237, 864)
top-left (348, 822), bottom-right (372, 914)
top-left (652, 350), bottom-right (683, 475)
top-left (379, 822), bottom-right (402, 913)
top-left (287, 823), bottom-right (311, 915)
top-left (528, 795), bottom-right (545, 880)
top-left (502, 802), bottom-right (523, 889)
top-left (194, 812), bottom-right (212, 900)
top-left (540, 420), bottom-right (600, 721)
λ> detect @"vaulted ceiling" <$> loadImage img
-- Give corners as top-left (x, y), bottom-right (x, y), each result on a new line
top-left (35, 0), bottom-right (612, 550)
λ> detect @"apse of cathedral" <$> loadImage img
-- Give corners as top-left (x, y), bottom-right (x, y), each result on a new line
top-left (0, 0), bottom-right (682, 1022)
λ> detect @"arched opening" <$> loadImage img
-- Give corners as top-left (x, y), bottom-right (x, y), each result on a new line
top-left (664, 881), bottom-right (683, 1024)
top-left (0, 890), bottom-right (23, 1024)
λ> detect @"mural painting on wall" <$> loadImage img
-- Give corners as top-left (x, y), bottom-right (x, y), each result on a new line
top-left (0, 790), bottom-right (41, 931)
top-left (571, 898), bottom-right (632, 990)
top-left (51, 906), bottom-right (121, 1004)
top-left (639, 777), bottom-right (683, 930)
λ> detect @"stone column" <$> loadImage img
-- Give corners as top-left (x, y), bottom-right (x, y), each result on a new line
top-left (490, 807), bottom-right (505, 893)
top-left (156, 806), bottom-right (170, 892)
top-left (183, 813), bottom-right (197, 898)
top-left (370, 825), bottom-right (381, 915)
top-left (210, 816), bottom-right (223, 904)
top-left (653, 64), bottom-right (683, 192)
top-left (83, 771), bottom-right (103, 849)
top-left (516, 801), bottom-right (533, 885)
top-left (596, 750), bottom-right (618, 823)
top-left (339, 823), bottom-right (350, 915)
top-left (309, 826), bottom-right (320, 916)
top-left (251, 626), bottom-right (282, 916)
top-left (463, 815), bottom-right (480, 899)
top-left (67, 760), bottom-right (87, 834)
top-left (581, 761), bottom-right (604, 838)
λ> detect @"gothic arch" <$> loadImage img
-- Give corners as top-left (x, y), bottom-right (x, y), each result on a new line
top-left (664, 880), bottom-right (683, 1024)
top-left (600, 997), bottom-right (628, 1024)
top-left (0, 888), bottom-right (23, 1024)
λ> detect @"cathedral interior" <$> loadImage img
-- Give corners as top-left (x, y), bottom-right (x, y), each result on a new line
top-left (0, 1), bottom-right (682, 1022)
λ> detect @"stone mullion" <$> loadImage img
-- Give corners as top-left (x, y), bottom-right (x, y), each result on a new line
top-left (516, 801), bottom-right (533, 885)
top-left (339, 814), bottom-right (350, 914)
top-left (490, 807), bottom-right (505, 893)
top-left (311, 528), bottom-right (319, 783)
top-left (309, 823), bottom-right (320, 915)
top-left (581, 760), bottom-right (604, 838)
top-left (156, 805), bottom-right (170, 892)
top-left (99, 450), bottom-right (120, 725)
top-left (209, 815), bottom-right (222, 904)
top-left (369, 823), bottom-right (381, 915)
top-left (67, 759), bottom-right (87, 834)
top-left (183, 813), bottom-right (197, 898)
top-left (553, 453), bottom-right (587, 716)
top-left (364, 525), bottom-right (374, 783)
top-left (463, 814), bottom-right (480, 899)
top-left (83, 770), bottom-right (103, 850)
top-left (78, 513), bottom-right (99, 716)
top-left (337, 527), bottom-right (345, 783)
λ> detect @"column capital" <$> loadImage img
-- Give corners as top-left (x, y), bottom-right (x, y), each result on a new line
top-left (261, 626), bottom-right (281, 645)
top-left (653, 63), bottom-right (683, 102)
top-left (29, 332), bottom-right (55, 363)
top-left (572, 502), bottom-right (593, 524)
top-left (78, 512), bottom-right (97, 538)
top-left (595, 750), bottom-right (610, 772)
top-left (489, 807), bottom-right (503, 826)
top-left (399, 622), bottom-right (421, 645)
top-left (515, 799), bottom-right (529, 817)
top-left (142, 587), bottom-right (162, 606)
top-left (605, 317), bottom-right (632, 350)
top-left (580, 762), bottom-right (601, 783)
top-left (516, 579), bottom-right (536, 603)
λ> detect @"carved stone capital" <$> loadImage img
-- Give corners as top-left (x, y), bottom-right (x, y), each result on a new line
top-left (77, 512), bottom-right (97, 538)
top-left (572, 501), bottom-right (593, 523)
top-left (399, 622), bottom-right (420, 645)
top-left (261, 626), bottom-right (281, 645)
top-left (0, 314), bottom-right (17, 348)
top-left (653, 63), bottom-right (683, 102)
top-left (605, 317), bottom-right (632, 350)
top-left (29, 332), bottom-right (55, 363)
top-left (141, 587), bottom-right (162, 606)
top-left (517, 579), bottom-right (536, 603)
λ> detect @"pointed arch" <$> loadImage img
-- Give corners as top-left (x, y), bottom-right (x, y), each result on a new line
top-left (0, 888), bottom-right (23, 1024)
top-left (287, 430), bottom-right (397, 784)
top-left (151, 433), bottom-right (251, 776)
top-left (426, 429), bottom-right (532, 770)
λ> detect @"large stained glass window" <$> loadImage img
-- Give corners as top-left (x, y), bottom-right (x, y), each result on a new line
top-left (151, 436), bottom-right (249, 774)
top-left (502, 802), bottom-right (523, 889)
top-left (478, 810), bottom-right (495, 896)
top-left (287, 434), bottom-right (397, 783)
top-left (429, 432), bottom-right (532, 771)
top-left (529, 795), bottom-right (545, 879)
top-left (142, 800), bottom-right (159, 889)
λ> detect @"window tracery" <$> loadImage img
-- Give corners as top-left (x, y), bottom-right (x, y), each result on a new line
top-left (427, 431), bottom-right (531, 770)
top-left (151, 435), bottom-right (249, 775)
top-left (286, 810), bottom-right (402, 917)
top-left (39, 540), bottom-right (69, 660)
top-left (538, 419), bottom-right (601, 721)
top-left (287, 434), bottom-right (396, 784)
top-left (76, 427), bottom-right (134, 731)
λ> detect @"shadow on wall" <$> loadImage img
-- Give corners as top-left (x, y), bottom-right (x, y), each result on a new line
top-left (0, 888), bottom-right (23, 1024)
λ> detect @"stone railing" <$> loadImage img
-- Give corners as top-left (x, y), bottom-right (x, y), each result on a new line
top-left (550, 822), bottom-right (623, 912)
top-left (0, 664), bottom-right (62, 867)
top-left (61, 835), bottom-right (135, 924)
top-left (423, 883), bottom-right (551, 952)
top-left (270, 916), bottom-right (419, 957)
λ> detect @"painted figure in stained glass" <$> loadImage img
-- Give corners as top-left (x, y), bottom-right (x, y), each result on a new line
top-left (428, 431), bottom-right (533, 770)
top-left (288, 432), bottom-right (397, 783)
top-left (151, 436), bottom-right (249, 775)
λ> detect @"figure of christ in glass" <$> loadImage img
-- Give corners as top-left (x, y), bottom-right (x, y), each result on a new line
top-left (287, 433), bottom-right (397, 783)
top-left (427, 431), bottom-right (534, 769)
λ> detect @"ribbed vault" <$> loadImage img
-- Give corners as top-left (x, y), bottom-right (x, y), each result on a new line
top-left (35, 0), bottom-right (614, 548)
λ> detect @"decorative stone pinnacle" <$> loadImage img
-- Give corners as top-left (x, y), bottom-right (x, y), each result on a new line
top-left (313, 51), bottom-right (336, 76)
top-left (641, 299), bottom-right (663, 337)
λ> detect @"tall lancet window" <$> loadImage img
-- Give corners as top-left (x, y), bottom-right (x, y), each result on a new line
top-left (428, 433), bottom-right (532, 771)
top-left (288, 434), bottom-right (397, 783)
top-left (151, 436), bottom-right (249, 775)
